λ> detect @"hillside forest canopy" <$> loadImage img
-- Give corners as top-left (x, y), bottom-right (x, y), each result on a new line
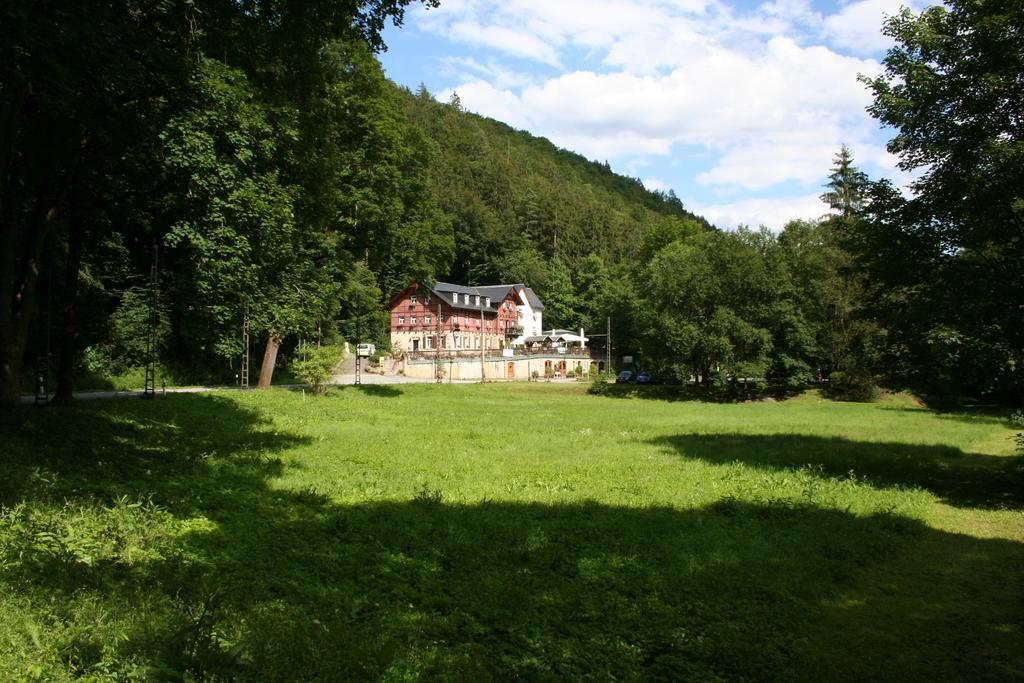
top-left (1, 0), bottom-right (1021, 411)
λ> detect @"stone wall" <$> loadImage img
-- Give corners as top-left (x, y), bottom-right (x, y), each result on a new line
top-left (401, 354), bottom-right (595, 381)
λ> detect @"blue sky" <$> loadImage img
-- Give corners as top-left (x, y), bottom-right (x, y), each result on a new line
top-left (379, 0), bottom-right (925, 229)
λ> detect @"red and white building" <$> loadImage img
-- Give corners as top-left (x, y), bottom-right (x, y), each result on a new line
top-left (388, 281), bottom-right (532, 356)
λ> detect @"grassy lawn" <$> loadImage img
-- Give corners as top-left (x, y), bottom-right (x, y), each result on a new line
top-left (1, 384), bottom-right (1021, 680)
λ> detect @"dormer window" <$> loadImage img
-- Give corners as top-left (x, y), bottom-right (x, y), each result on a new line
top-left (484, 297), bottom-right (490, 307)
top-left (463, 294), bottom-right (469, 304)
top-left (474, 295), bottom-right (480, 306)
top-left (452, 293), bottom-right (458, 303)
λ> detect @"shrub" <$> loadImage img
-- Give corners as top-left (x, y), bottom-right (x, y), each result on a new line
top-left (1010, 411), bottom-right (1024, 455)
top-left (827, 370), bottom-right (878, 402)
top-left (290, 344), bottom-right (345, 394)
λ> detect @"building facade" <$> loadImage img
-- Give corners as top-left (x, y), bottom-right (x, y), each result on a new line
top-left (388, 281), bottom-right (521, 356)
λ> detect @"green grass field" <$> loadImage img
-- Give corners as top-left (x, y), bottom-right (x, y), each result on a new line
top-left (1, 384), bottom-right (1021, 680)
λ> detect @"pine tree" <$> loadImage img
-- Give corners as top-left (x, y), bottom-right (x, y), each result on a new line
top-left (820, 145), bottom-right (869, 217)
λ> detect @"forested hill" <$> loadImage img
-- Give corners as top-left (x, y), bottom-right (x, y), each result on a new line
top-left (395, 85), bottom-right (713, 287)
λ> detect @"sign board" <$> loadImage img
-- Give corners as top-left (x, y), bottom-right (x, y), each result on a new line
top-left (622, 355), bottom-right (633, 364)
top-left (502, 348), bottom-right (514, 357)
top-left (356, 343), bottom-right (376, 358)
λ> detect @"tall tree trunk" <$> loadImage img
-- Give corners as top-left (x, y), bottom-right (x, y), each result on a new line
top-left (0, 134), bottom-right (83, 414)
top-left (54, 192), bottom-right (83, 404)
top-left (0, 84), bottom-right (31, 194)
top-left (257, 331), bottom-right (280, 388)
top-left (1, 200), bottom-right (56, 412)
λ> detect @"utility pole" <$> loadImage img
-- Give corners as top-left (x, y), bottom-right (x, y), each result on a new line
top-left (355, 316), bottom-right (362, 386)
top-left (607, 316), bottom-right (612, 376)
top-left (582, 316), bottom-right (613, 377)
top-left (240, 314), bottom-right (250, 390)
top-left (436, 301), bottom-right (443, 383)
top-left (143, 243), bottom-right (159, 398)
top-left (479, 293), bottom-right (485, 382)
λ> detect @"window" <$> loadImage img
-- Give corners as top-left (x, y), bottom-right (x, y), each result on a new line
top-left (452, 292), bottom-right (458, 303)
top-left (411, 294), bottom-right (417, 303)
top-left (424, 314), bottom-right (431, 325)
top-left (474, 295), bottom-right (480, 306)
top-left (463, 294), bottom-right (469, 304)
top-left (411, 316), bottom-right (417, 325)
top-left (398, 315), bottom-right (405, 325)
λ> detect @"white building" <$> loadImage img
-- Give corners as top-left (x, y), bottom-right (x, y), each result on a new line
top-left (476, 284), bottom-right (545, 347)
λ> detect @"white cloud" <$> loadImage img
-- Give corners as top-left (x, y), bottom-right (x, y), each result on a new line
top-left (442, 35), bottom-right (882, 190)
top-left (438, 81), bottom-right (533, 131)
top-left (439, 56), bottom-right (537, 91)
top-left (822, 0), bottom-right (925, 56)
top-left (689, 194), bottom-right (827, 230)
top-left (446, 19), bottom-right (564, 66)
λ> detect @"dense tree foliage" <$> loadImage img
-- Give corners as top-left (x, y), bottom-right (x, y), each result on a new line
top-left (1, 0), bottom-right (443, 408)
top-left (854, 0), bottom-right (1024, 402)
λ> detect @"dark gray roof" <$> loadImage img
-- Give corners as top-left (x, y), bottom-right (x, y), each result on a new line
top-left (522, 287), bottom-right (545, 311)
top-left (425, 281), bottom-right (499, 313)
top-left (431, 281), bottom-right (478, 295)
top-left (476, 285), bottom-right (516, 302)
top-left (472, 283), bottom-right (546, 312)
top-left (422, 281), bottom-right (546, 314)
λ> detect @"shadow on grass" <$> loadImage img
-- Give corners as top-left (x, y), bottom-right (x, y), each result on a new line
top-left (588, 382), bottom-right (807, 403)
top-left (652, 433), bottom-right (1024, 510)
top-left (0, 393), bottom-right (307, 511)
top-left (344, 384), bottom-right (404, 398)
top-left (1, 397), bottom-right (1021, 680)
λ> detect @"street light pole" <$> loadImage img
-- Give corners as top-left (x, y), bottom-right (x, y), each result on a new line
top-left (479, 293), bottom-right (485, 382)
top-left (607, 316), bottom-right (611, 375)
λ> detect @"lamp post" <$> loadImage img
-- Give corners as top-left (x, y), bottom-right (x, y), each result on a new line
top-left (479, 292), bottom-right (485, 382)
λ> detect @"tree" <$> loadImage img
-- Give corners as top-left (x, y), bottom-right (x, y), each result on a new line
top-left (0, 1), bottom-right (190, 412)
top-left (160, 58), bottom-right (337, 388)
top-left (820, 145), bottom-right (869, 218)
top-left (858, 0), bottom-right (1024, 400)
top-left (641, 231), bottom-right (774, 385)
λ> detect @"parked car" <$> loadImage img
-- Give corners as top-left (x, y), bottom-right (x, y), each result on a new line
top-left (615, 370), bottom-right (634, 384)
top-left (636, 371), bottom-right (651, 384)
